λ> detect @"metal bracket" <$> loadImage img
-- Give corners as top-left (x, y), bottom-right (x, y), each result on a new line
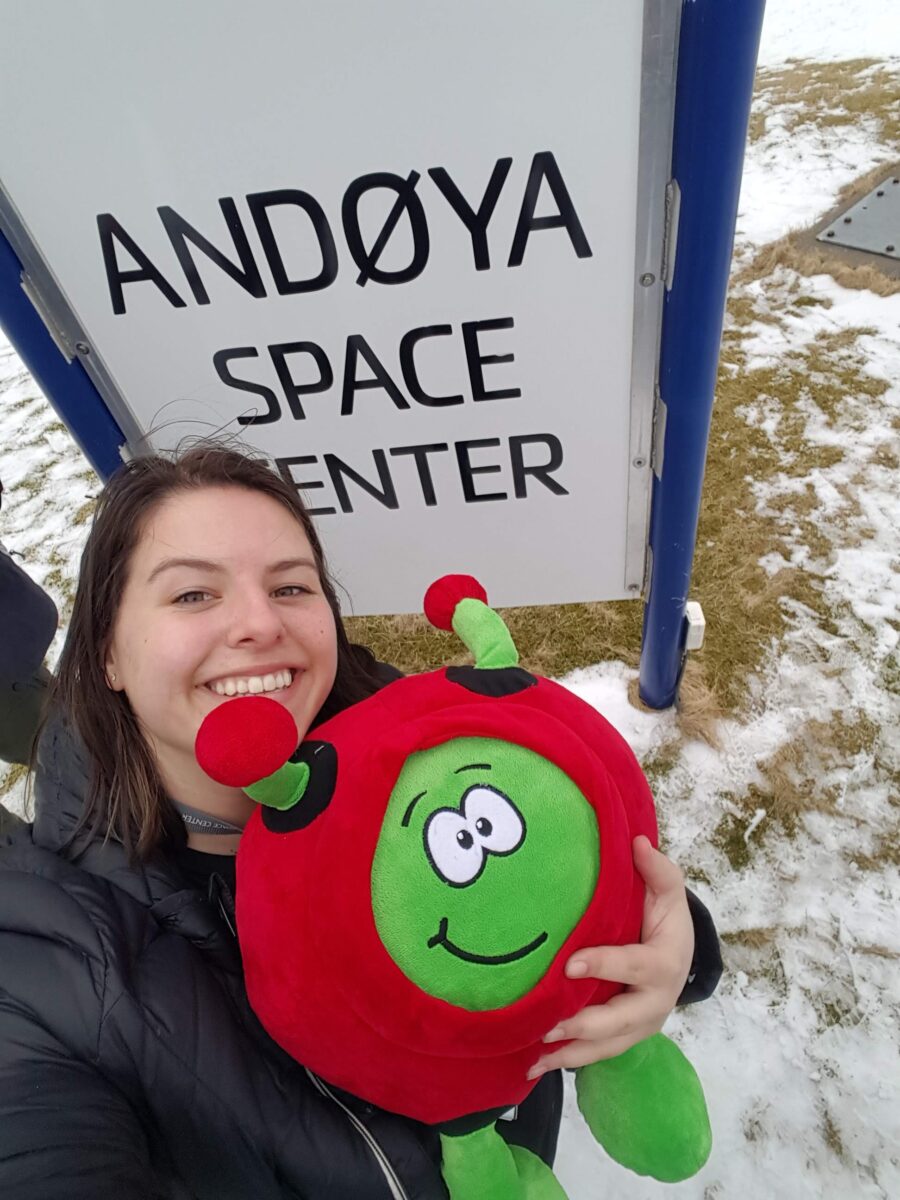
top-left (684, 600), bottom-right (705, 650)
top-left (651, 393), bottom-right (667, 479)
top-left (642, 544), bottom-right (654, 597)
top-left (19, 271), bottom-right (75, 363)
top-left (662, 178), bottom-right (681, 290)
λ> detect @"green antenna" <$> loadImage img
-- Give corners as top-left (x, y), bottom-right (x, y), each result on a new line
top-left (424, 575), bottom-right (519, 669)
top-left (245, 760), bottom-right (310, 811)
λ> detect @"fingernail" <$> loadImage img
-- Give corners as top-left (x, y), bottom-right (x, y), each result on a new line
top-left (526, 1064), bottom-right (547, 1081)
top-left (543, 1026), bottom-right (566, 1043)
top-left (567, 959), bottom-right (588, 978)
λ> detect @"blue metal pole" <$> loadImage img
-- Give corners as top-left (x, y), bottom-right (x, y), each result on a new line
top-left (0, 227), bottom-right (125, 480)
top-left (639, 0), bottom-right (766, 709)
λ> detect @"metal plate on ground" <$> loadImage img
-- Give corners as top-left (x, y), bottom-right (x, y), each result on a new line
top-left (817, 173), bottom-right (900, 259)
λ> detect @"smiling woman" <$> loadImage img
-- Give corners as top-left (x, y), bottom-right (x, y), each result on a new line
top-left (101, 484), bottom-right (339, 848)
top-left (53, 447), bottom-right (374, 859)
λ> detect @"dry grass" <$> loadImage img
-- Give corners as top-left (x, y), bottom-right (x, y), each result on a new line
top-left (0, 762), bottom-right (27, 799)
top-left (821, 1109), bottom-right (846, 1160)
top-left (73, 498), bottom-right (97, 528)
top-left (738, 232), bottom-right (900, 297)
top-left (720, 926), bottom-right (780, 950)
top-left (850, 834), bottom-right (900, 873)
top-left (627, 659), bottom-right (723, 748)
top-left (751, 59), bottom-right (900, 146)
top-left (712, 712), bottom-right (887, 869)
top-left (850, 942), bottom-right (899, 960)
top-left (42, 546), bottom-right (79, 624)
top-left (346, 598), bottom-right (644, 680)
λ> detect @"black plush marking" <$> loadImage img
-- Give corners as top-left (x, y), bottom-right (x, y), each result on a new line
top-left (261, 741), bottom-right (338, 832)
top-left (445, 666), bottom-right (537, 697)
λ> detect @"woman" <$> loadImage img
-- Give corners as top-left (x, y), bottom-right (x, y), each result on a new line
top-left (0, 446), bottom-right (720, 1199)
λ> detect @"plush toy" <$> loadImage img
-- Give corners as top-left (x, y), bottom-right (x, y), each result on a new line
top-left (195, 575), bottom-right (711, 1199)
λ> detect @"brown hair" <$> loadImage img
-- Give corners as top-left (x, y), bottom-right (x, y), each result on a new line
top-left (53, 444), bottom-right (383, 860)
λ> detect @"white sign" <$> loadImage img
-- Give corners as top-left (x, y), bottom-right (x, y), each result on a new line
top-left (0, 1), bottom-right (674, 614)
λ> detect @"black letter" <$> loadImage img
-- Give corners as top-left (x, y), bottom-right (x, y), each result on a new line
top-left (341, 335), bottom-right (410, 415)
top-left (389, 443), bottom-right (450, 506)
top-left (399, 326), bottom-right (463, 407)
top-left (428, 158), bottom-right (512, 270)
top-left (247, 189), bottom-right (338, 294)
top-left (508, 151), bottom-right (593, 267)
top-left (455, 438), bottom-right (507, 503)
top-left (275, 455), bottom-right (336, 516)
top-left (97, 213), bottom-right (186, 315)
top-left (509, 434), bottom-right (569, 498)
top-left (158, 199), bottom-right (265, 305)
top-left (325, 451), bottom-right (399, 513)
top-left (213, 347), bottom-right (281, 426)
top-left (269, 342), bottom-right (334, 421)
top-left (462, 317), bottom-right (522, 402)
top-left (342, 171), bottom-right (429, 287)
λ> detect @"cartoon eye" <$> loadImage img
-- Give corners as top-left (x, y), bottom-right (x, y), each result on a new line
top-left (424, 809), bottom-right (486, 886)
top-left (463, 786), bottom-right (525, 856)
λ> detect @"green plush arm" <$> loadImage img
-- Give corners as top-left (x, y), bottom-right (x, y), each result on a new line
top-left (575, 1032), bottom-right (711, 1182)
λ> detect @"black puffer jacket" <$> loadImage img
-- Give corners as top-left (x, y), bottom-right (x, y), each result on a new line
top-left (0, 718), bottom-right (569, 1200)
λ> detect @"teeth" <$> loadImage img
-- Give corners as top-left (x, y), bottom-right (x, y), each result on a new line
top-left (209, 670), bottom-right (294, 697)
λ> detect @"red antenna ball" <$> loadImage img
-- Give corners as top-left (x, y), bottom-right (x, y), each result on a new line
top-left (423, 574), bottom-right (488, 631)
top-left (195, 696), bottom-right (299, 787)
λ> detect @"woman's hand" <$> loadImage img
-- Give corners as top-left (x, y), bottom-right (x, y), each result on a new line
top-left (527, 836), bottom-right (694, 1078)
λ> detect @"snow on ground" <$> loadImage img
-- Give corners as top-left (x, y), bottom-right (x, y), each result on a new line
top-left (1, 3), bottom-right (899, 1198)
top-left (756, 0), bottom-right (900, 67)
top-left (735, 102), bottom-right (892, 248)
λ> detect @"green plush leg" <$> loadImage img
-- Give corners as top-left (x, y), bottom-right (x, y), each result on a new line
top-left (575, 1033), bottom-right (711, 1183)
top-left (440, 1126), bottom-right (569, 1200)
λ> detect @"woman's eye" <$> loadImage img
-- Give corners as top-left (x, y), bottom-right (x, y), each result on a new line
top-left (273, 584), bottom-right (313, 598)
top-left (174, 590), bottom-right (212, 605)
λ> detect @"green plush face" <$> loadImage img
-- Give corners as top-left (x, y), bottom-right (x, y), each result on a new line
top-left (371, 736), bottom-right (599, 1010)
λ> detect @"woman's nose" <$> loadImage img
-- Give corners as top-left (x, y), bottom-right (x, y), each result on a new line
top-left (225, 589), bottom-right (285, 646)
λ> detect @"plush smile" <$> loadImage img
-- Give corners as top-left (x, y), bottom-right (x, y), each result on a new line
top-left (205, 668), bottom-right (297, 697)
top-left (427, 917), bottom-right (548, 965)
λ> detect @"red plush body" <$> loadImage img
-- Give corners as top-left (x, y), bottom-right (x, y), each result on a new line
top-left (236, 667), bottom-right (657, 1124)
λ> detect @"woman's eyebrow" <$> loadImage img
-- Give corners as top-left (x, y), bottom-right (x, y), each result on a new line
top-left (146, 557), bottom-right (222, 583)
top-left (146, 555), bottom-right (317, 583)
top-left (269, 557), bottom-right (318, 573)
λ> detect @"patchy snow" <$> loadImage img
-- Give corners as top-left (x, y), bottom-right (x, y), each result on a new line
top-left (735, 114), bottom-right (892, 248)
top-left (1, 2), bottom-right (899, 1198)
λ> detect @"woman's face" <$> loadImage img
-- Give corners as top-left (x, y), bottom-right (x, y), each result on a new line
top-left (105, 485), bottom-right (338, 796)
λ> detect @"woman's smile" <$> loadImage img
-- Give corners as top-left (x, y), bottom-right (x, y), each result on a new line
top-left (204, 666), bottom-right (299, 697)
